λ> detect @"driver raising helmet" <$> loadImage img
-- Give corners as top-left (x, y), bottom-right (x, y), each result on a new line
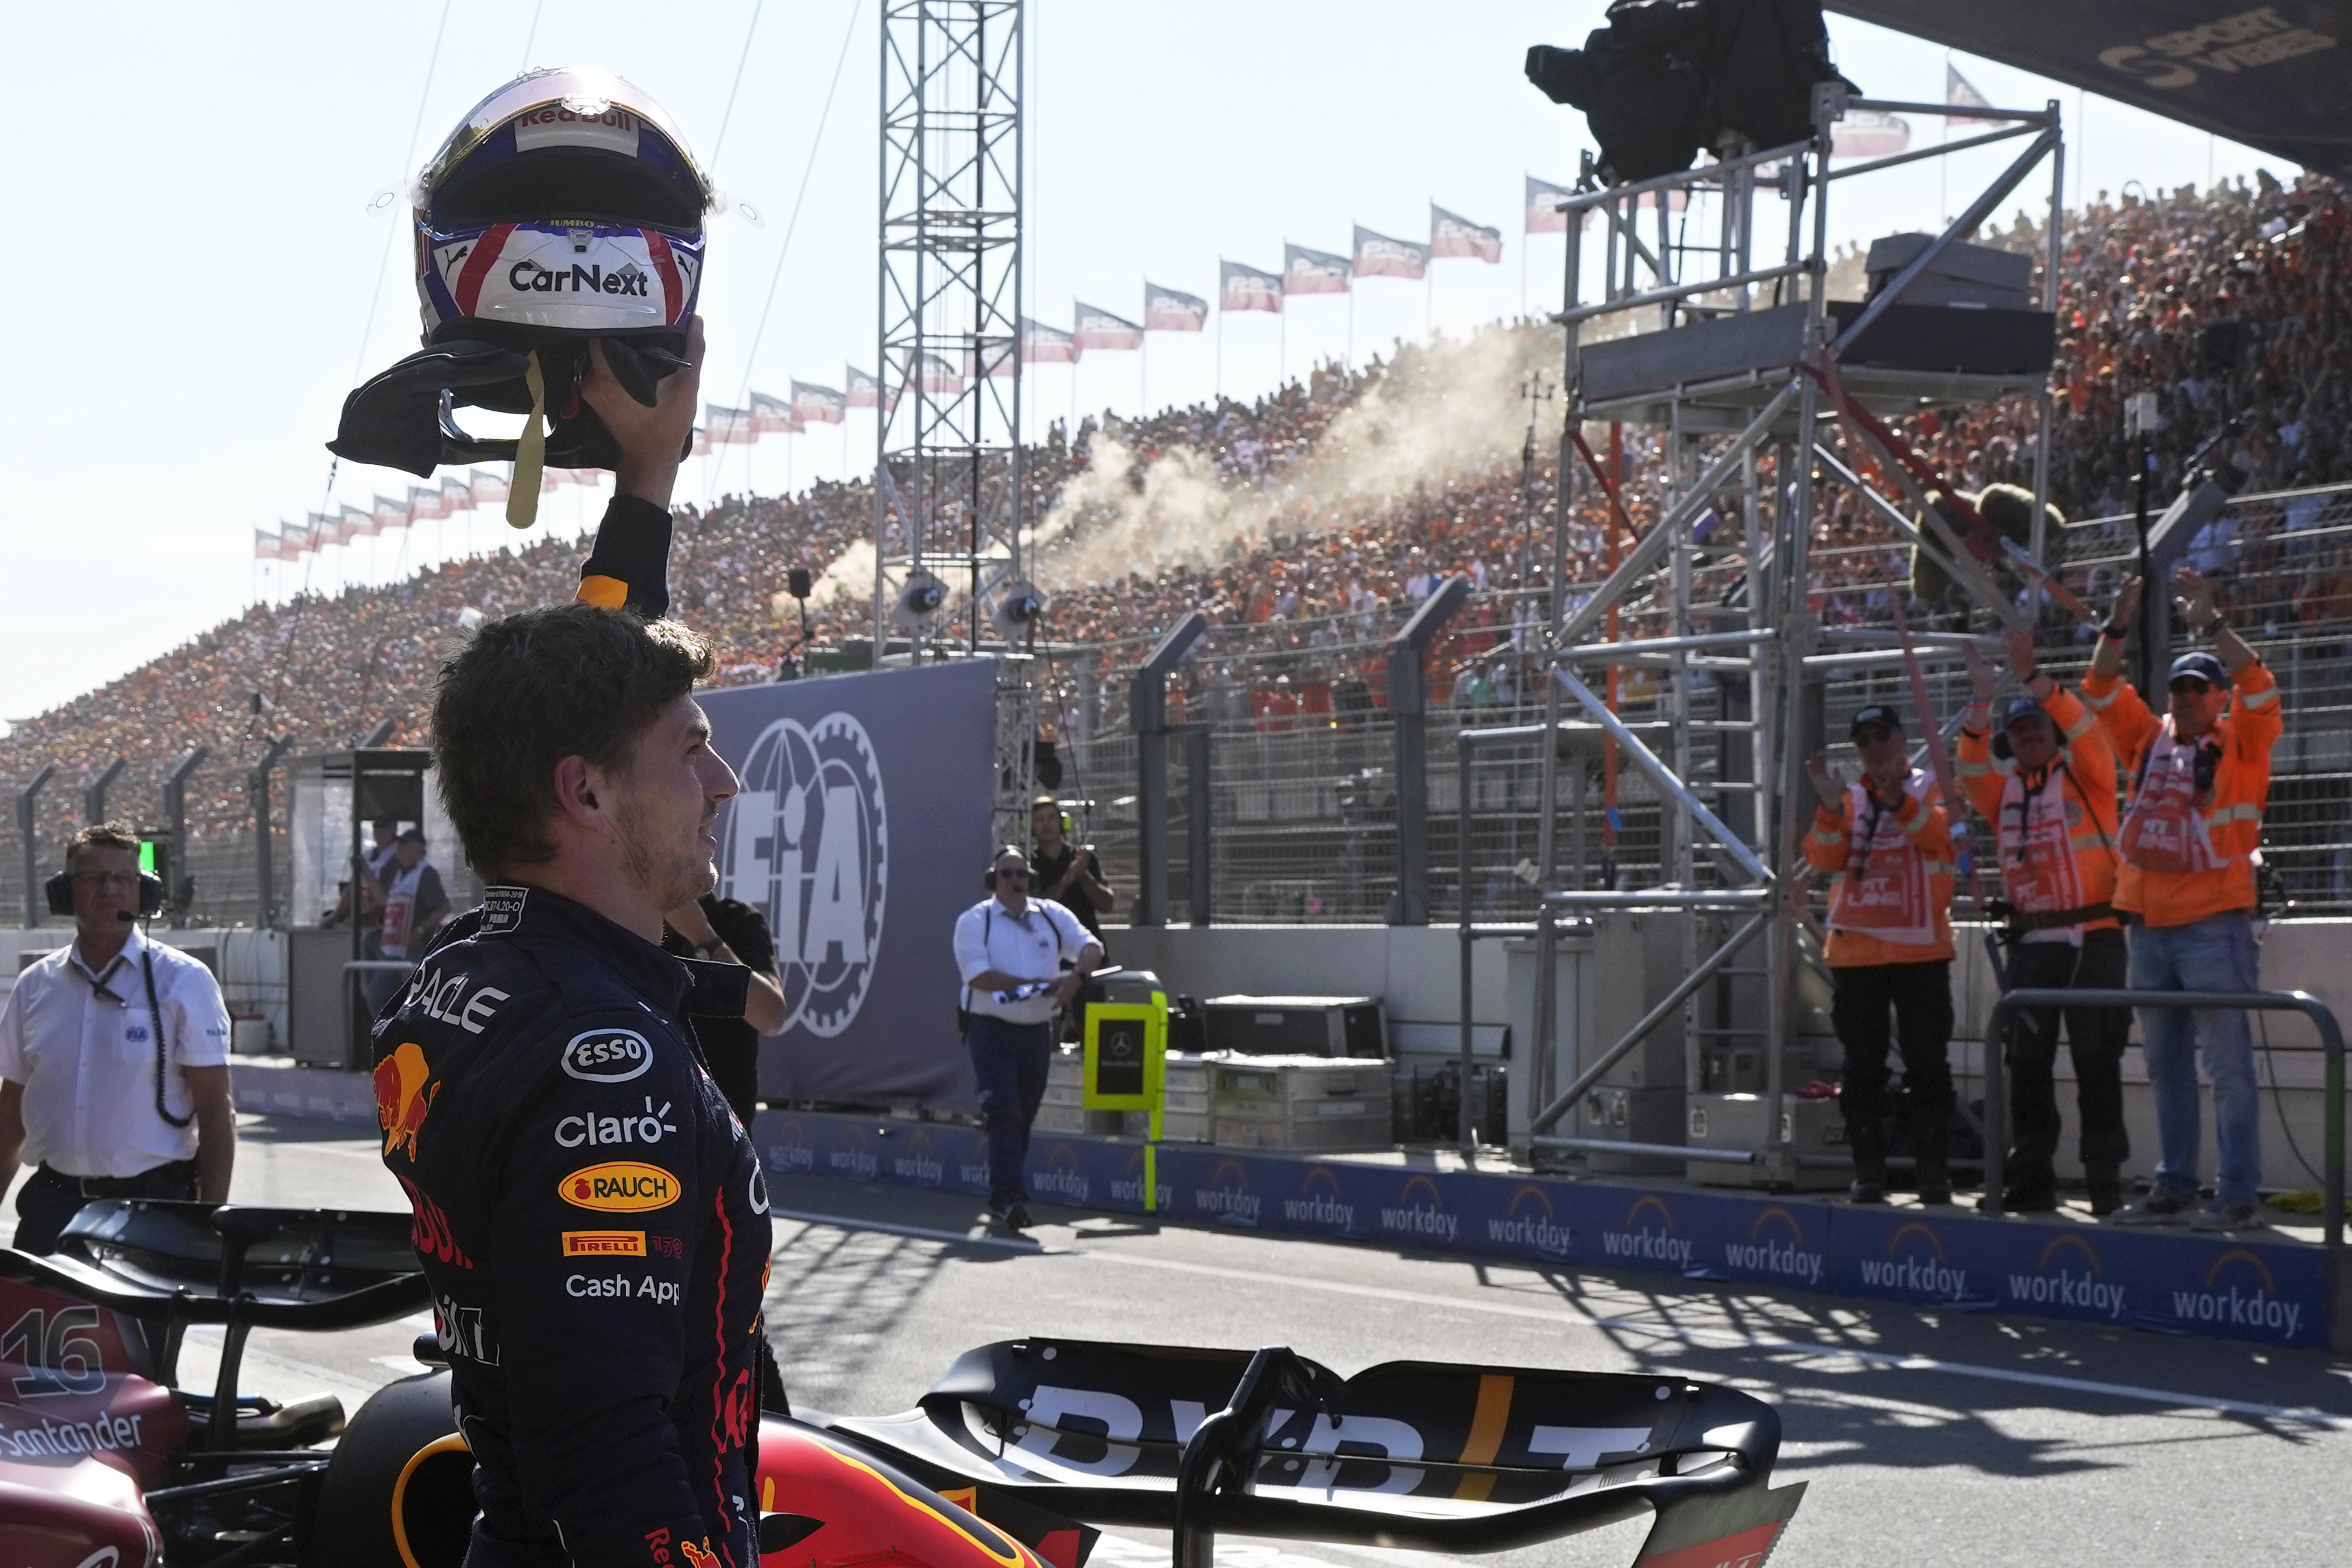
top-left (372, 67), bottom-right (769, 1568)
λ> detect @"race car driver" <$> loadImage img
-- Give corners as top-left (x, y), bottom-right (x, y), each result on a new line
top-left (379, 320), bottom-right (774, 1568)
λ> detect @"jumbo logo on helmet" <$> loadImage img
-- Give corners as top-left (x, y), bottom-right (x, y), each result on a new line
top-left (717, 713), bottom-right (887, 1039)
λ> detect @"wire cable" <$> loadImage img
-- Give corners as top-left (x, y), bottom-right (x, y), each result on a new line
top-left (705, 0), bottom-right (863, 511)
top-left (705, 0), bottom-right (768, 176)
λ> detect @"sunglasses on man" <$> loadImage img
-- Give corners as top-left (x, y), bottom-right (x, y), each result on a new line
top-left (2168, 676), bottom-right (2215, 697)
top-left (1851, 723), bottom-right (1899, 744)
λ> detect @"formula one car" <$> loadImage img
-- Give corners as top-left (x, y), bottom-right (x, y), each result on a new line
top-left (0, 1202), bottom-right (1805, 1568)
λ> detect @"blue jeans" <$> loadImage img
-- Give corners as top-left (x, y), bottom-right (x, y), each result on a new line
top-left (2127, 911), bottom-right (2262, 1206)
top-left (967, 1015), bottom-right (1053, 1209)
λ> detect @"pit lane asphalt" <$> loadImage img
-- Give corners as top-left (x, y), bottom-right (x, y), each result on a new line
top-left (21, 1113), bottom-right (2351, 1568)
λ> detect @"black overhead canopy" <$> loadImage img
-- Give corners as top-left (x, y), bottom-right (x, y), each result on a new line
top-left (1828, 1), bottom-right (2352, 181)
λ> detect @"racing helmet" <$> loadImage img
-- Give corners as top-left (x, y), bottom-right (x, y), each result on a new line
top-left (414, 66), bottom-right (709, 347)
top-left (331, 68), bottom-right (708, 521)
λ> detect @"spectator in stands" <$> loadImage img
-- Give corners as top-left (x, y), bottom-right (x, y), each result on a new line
top-left (1958, 627), bottom-right (2130, 1216)
top-left (2087, 568), bottom-right (2283, 1231)
top-left (0, 824), bottom-right (236, 1253)
top-left (1805, 705), bottom-right (1958, 1207)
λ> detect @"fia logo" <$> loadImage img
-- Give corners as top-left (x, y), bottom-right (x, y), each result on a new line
top-left (717, 712), bottom-right (887, 1038)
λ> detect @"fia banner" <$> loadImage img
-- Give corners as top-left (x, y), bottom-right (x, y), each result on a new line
top-left (701, 660), bottom-right (998, 1107)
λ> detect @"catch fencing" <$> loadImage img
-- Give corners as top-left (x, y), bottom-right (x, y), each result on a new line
top-left (1054, 481), bottom-right (2352, 926)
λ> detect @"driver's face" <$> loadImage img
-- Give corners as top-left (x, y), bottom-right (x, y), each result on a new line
top-left (608, 697), bottom-right (739, 913)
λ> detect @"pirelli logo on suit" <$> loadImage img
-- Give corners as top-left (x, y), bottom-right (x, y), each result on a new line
top-left (562, 1230), bottom-right (647, 1256)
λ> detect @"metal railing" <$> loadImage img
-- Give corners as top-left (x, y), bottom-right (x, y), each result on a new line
top-left (1984, 987), bottom-right (2345, 1248)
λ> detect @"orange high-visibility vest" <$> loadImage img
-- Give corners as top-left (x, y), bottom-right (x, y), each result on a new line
top-left (2080, 659), bottom-right (2281, 928)
top-left (1803, 769), bottom-right (1956, 967)
top-left (1956, 686), bottom-right (2120, 934)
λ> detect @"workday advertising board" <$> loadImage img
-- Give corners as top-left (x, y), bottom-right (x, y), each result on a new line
top-left (699, 660), bottom-right (997, 1108)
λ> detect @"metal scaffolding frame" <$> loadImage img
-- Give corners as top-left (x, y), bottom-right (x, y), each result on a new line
top-left (872, 0), bottom-right (1025, 661)
top-left (1491, 82), bottom-right (2067, 1178)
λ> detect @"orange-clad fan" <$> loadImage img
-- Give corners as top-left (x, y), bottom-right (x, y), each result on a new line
top-left (1956, 625), bottom-right (2129, 1217)
top-left (1803, 707), bottom-right (1958, 1207)
top-left (2081, 567), bottom-right (2283, 1233)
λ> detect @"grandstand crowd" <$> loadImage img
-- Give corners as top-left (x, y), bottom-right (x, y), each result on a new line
top-left (4, 171), bottom-right (2346, 867)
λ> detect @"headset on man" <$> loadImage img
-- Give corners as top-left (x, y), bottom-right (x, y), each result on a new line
top-left (45, 856), bottom-right (165, 919)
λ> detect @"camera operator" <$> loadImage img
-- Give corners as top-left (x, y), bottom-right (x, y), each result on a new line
top-left (1029, 794), bottom-right (1113, 945)
top-left (954, 847), bottom-right (1102, 1232)
top-left (0, 825), bottom-right (236, 1253)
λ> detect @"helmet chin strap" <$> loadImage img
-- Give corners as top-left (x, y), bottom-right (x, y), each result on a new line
top-left (506, 350), bottom-right (547, 530)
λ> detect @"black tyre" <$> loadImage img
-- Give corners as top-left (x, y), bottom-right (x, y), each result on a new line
top-left (307, 1368), bottom-right (470, 1568)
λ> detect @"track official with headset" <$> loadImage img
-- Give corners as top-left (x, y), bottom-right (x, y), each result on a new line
top-left (0, 824), bottom-right (236, 1253)
top-left (1958, 627), bottom-right (2130, 1216)
top-left (955, 847), bottom-right (1102, 1231)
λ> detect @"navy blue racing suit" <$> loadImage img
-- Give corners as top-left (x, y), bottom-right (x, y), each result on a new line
top-left (376, 882), bottom-right (772, 1568)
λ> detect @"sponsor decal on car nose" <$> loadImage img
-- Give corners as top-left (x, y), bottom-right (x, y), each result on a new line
top-left (559, 1161), bottom-right (679, 1211)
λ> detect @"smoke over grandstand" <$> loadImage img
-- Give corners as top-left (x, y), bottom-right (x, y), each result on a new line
top-left (1028, 324), bottom-right (1561, 590)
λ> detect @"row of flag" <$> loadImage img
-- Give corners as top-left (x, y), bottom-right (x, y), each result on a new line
top-left (254, 470), bottom-right (522, 562)
top-left (693, 375), bottom-right (870, 452)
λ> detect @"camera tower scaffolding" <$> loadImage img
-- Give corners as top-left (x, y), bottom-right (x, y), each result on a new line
top-left (1501, 83), bottom-right (2065, 1181)
top-left (870, 0), bottom-right (1026, 666)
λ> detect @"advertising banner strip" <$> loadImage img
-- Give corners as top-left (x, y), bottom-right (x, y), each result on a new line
top-left (750, 1110), bottom-right (2330, 1349)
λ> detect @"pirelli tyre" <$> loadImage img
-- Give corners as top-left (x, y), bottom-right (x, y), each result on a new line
top-left (307, 1368), bottom-right (468, 1568)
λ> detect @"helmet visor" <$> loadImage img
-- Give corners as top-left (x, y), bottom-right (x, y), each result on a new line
top-left (419, 67), bottom-right (710, 230)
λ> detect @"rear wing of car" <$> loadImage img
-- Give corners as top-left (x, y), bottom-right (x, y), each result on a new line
top-left (830, 1339), bottom-right (1804, 1566)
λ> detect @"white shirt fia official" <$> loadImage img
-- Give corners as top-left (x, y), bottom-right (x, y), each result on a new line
top-left (953, 896), bottom-right (1092, 1025)
top-left (0, 925), bottom-right (232, 1179)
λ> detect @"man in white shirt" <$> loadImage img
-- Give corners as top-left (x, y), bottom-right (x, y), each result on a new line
top-left (953, 847), bottom-right (1102, 1231)
top-left (0, 824), bottom-right (237, 1253)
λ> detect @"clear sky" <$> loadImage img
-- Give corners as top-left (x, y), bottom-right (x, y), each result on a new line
top-left (1, 0), bottom-right (2301, 725)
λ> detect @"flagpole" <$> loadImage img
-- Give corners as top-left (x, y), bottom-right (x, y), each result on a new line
top-left (1939, 52), bottom-right (1951, 226)
top-left (1346, 286), bottom-right (1354, 373)
top-left (1520, 173), bottom-right (1529, 319)
top-left (1216, 302), bottom-right (1223, 400)
top-left (1141, 332), bottom-right (1149, 418)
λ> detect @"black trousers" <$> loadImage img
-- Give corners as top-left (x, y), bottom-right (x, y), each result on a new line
top-left (1832, 960), bottom-right (1955, 1184)
top-left (967, 1014), bottom-right (1053, 1209)
top-left (12, 1159), bottom-right (200, 1255)
top-left (2003, 928), bottom-right (2132, 1183)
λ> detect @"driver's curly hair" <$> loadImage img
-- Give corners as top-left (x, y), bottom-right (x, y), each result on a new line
top-left (431, 603), bottom-right (714, 877)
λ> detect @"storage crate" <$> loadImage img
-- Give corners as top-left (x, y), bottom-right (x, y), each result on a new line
top-left (1215, 1110), bottom-right (1389, 1152)
top-left (1211, 1057), bottom-right (1389, 1112)
top-left (1685, 1092), bottom-right (1849, 1191)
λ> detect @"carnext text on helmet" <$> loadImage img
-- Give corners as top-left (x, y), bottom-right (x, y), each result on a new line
top-left (509, 261), bottom-right (650, 296)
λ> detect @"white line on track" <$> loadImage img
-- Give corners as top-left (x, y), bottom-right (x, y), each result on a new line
top-left (769, 1208), bottom-right (2352, 1432)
